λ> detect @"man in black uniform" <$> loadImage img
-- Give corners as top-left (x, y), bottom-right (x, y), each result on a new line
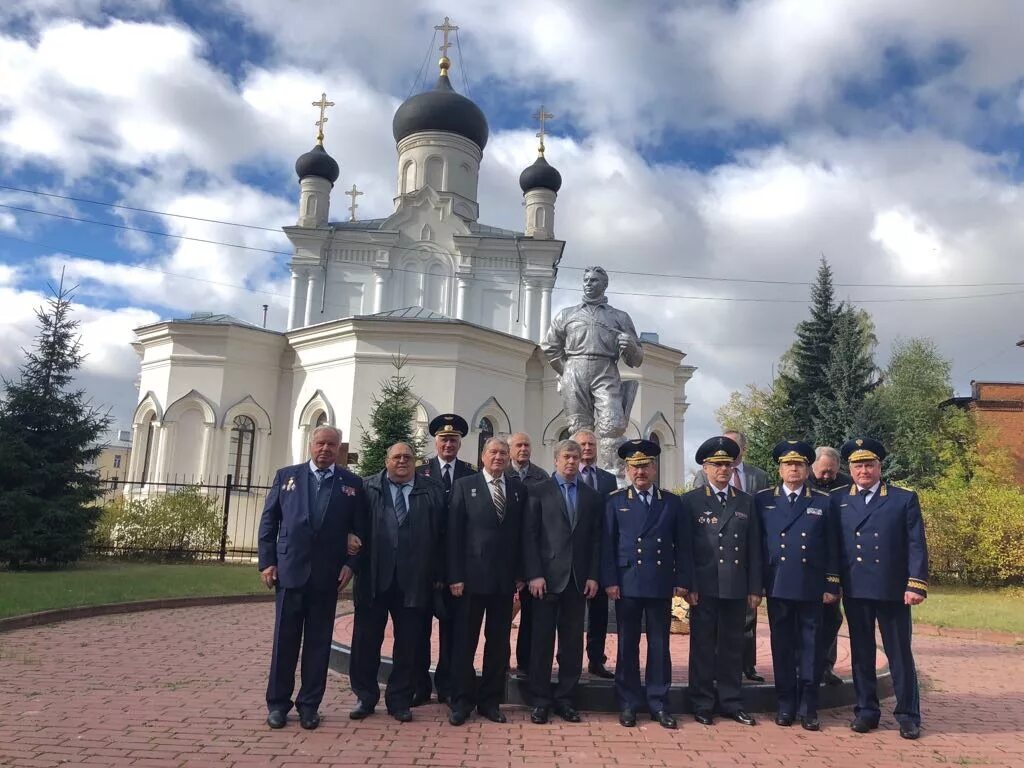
top-left (412, 414), bottom-right (476, 705)
top-left (683, 436), bottom-right (762, 726)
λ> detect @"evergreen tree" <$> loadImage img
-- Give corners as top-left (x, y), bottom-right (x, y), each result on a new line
top-left (811, 306), bottom-right (877, 447)
top-left (356, 354), bottom-right (425, 476)
top-left (0, 278), bottom-right (111, 568)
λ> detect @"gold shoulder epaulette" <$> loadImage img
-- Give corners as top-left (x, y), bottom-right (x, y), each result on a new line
top-left (756, 487), bottom-right (774, 495)
top-left (608, 487), bottom-right (626, 497)
top-left (812, 489), bottom-right (831, 497)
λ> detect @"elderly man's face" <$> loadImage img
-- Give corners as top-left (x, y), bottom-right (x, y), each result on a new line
top-left (627, 461), bottom-right (655, 491)
top-left (386, 443), bottom-right (416, 483)
top-left (582, 270), bottom-right (608, 301)
top-left (436, 434), bottom-right (460, 461)
top-left (482, 441), bottom-right (509, 475)
top-left (555, 449), bottom-right (581, 481)
top-left (509, 433), bottom-right (532, 464)
top-left (309, 430), bottom-right (340, 469)
top-left (812, 455), bottom-right (840, 482)
top-left (574, 432), bottom-right (598, 464)
top-left (850, 459), bottom-right (882, 489)
top-left (779, 461), bottom-right (809, 486)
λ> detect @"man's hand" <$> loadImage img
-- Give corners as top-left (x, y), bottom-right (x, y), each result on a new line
top-left (515, 580), bottom-right (526, 596)
top-left (260, 565), bottom-right (278, 589)
top-left (904, 591), bottom-right (925, 606)
top-left (347, 534), bottom-right (362, 556)
top-left (584, 579), bottom-right (599, 599)
top-left (823, 592), bottom-right (838, 605)
top-left (337, 565), bottom-right (353, 593)
top-left (529, 577), bottom-right (547, 599)
top-left (450, 582), bottom-right (465, 598)
top-left (605, 585), bottom-right (621, 600)
top-left (747, 594), bottom-right (762, 610)
top-left (684, 590), bottom-right (699, 606)
top-left (673, 587), bottom-right (688, 598)
top-left (616, 332), bottom-right (633, 352)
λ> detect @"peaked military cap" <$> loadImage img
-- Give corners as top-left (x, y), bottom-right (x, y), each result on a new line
top-left (429, 413), bottom-right (469, 438)
top-left (696, 435), bottom-right (740, 465)
top-left (772, 439), bottom-right (815, 465)
top-left (841, 436), bottom-right (886, 463)
top-left (618, 438), bottom-right (661, 466)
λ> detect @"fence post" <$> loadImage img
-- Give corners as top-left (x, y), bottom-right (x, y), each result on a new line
top-left (220, 473), bottom-right (233, 562)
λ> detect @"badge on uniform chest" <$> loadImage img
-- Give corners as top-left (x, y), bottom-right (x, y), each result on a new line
top-left (806, 507), bottom-right (823, 516)
top-left (698, 515), bottom-right (718, 525)
top-left (471, 488), bottom-right (477, 498)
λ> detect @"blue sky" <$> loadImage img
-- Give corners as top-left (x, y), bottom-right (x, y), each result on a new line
top-left (3, 0), bottom-right (1024, 465)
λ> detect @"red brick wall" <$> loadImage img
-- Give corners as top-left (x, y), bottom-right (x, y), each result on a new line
top-left (970, 382), bottom-right (1024, 485)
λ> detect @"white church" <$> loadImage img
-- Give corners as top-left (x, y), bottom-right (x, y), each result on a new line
top-left (126, 24), bottom-right (695, 495)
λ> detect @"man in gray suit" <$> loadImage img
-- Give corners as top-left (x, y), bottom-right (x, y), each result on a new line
top-left (692, 430), bottom-right (769, 682)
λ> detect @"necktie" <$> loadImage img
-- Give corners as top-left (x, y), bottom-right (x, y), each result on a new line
top-left (312, 469), bottom-right (331, 529)
top-left (730, 467), bottom-right (743, 491)
top-left (640, 490), bottom-right (650, 507)
top-left (491, 478), bottom-right (506, 522)
top-left (442, 464), bottom-right (452, 493)
top-left (563, 483), bottom-right (577, 527)
top-left (519, 465), bottom-right (528, 481)
top-left (860, 488), bottom-right (871, 503)
top-left (393, 482), bottom-right (409, 526)
top-left (583, 466), bottom-right (596, 489)
top-left (788, 492), bottom-right (798, 504)
top-left (315, 468), bottom-right (329, 489)
top-left (717, 491), bottom-right (728, 507)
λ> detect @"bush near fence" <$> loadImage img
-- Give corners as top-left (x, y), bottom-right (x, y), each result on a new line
top-left (93, 485), bottom-right (227, 561)
top-left (920, 484), bottom-right (1024, 586)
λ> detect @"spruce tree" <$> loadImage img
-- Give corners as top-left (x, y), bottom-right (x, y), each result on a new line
top-left (356, 354), bottom-right (425, 476)
top-left (811, 306), bottom-right (877, 447)
top-left (0, 278), bottom-right (111, 568)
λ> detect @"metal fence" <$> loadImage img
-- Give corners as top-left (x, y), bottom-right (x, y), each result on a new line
top-left (90, 472), bottom-right (272, 562)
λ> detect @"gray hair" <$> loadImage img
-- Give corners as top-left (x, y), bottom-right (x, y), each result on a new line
top-left (553, 438), bottom-right (582, 458)
top-left (815, 446), bottom-right (841, 462)
top-left (723, 429), bottom-right (747, 450)
top-left (310, 424), bottom-right (342, 442)
top-left (482, 436), bottom-right (510, 453)
top-left (571, 429), bottom-right (596, 442)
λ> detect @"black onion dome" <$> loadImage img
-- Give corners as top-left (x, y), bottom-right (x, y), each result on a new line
top-left (392, 74), bottom-right (489, 150)
top-left (519, 154), bottom-right (562, 193)
top-left (295, 144), bottom-right (340, 183)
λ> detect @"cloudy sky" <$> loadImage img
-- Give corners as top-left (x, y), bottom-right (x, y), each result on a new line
top-left (3, 0), bottom-right (1024, 466)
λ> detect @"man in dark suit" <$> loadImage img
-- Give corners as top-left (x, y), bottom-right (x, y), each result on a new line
top-left (412, 413), bottom-right (476, 705)
top-left (447, 437), bottom-right (527, 726)
top-left (834, 437), bottom-right (929, 740)
top-left (684, 436), bottom-right (763, 726)
top-left (692, 429), bottom-right (769, 683)
top-left (523, 438), bottom-right (603, 725)
top-left (505, 431), bottom-right (548, 680)
top-left (575, 428), bottom-right (619, 680)
top-left (601, 439), bottom-right (692, 729)
top-left (349, 442), bottom-right (445, 723)
top-left (258, 425), bottom-right (366, 730)
top-left (756, 441), bottom-right (840, 731)
top-left (810, 445), bottom-right (852, 686)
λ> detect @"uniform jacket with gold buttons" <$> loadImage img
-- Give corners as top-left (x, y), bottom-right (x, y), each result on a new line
top-left (830, 482), bottom-right (929, 601)
top-left (681, 485), bottom-right (763, 600)
top-left (600, 486), bottom-right (692, 599)
top-left (756, 485), bottom-right (840, 602)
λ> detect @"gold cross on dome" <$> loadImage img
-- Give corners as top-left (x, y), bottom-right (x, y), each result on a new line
top-left (312, 92), bottom-right (335, 145)
top-left (435, 16), bottom-right (459, 58)
top-left (532, 105), bottom-right (554, 154)
top-left (345, 184), bottom-right (363, 222)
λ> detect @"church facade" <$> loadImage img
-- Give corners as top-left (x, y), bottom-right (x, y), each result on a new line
top-left (126, 38), bottom-right (695, 494)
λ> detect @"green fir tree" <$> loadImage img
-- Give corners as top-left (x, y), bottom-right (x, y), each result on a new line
top-left (356, 354), bottom-right (425, 476)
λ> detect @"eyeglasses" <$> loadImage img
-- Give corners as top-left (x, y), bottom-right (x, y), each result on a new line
top-left (389, 454), bottom-right (415, 462)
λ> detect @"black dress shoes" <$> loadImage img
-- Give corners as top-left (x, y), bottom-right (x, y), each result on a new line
top-left (743, 668), bottom-right (766, 683)
top-left (727, 710), bottom-right (757, 726)
top-left (900, 722), bottom-right (921, 740)
top-left (530, 706), bottom-right (550, 724)
top-left (553, 704), bottom-right (582, 723)
top-left (299, 710), bottom-right (321, 730)
top-left (801, 716), bottom-right (821, 731)
top-left (588, 663), bottom-right (615, 679)
top-left (775, 713), bottom-right (794, 727)
top-left (477, 706), bottom-right (507, 723)
top-left (266, 710), bottom-right (287, 729)
top-left (694, 711), bottom-right (714, 726)
top-left (850, 717), bottom-right (879, 733)
top-left (448, 709), bottom-right (469, 726)
top-left (653, 711), bottom-right (678, 730)
top-left (822, 669), bottom-right (843, 686)
top-left (619, 708), bottom-right (637, 728)
top-left (390, 708), bottom-right (413, 723)
top-left (349, 700), bottom-right (375, 720)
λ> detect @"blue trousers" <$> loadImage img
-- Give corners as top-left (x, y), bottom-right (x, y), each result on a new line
top-left (266, 585), bottom-right (338, 714)
top-left (767, 597), bottom-right (823, 717)
top-left (614, 597), bottom-right (672, 713)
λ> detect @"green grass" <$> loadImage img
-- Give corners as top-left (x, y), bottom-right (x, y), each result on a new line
top-left (0, 560), bottom-right (266, 619)
top-left (914, 585), bottom-right (1024, 635)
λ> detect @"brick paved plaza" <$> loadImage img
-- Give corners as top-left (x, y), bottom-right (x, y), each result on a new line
top-left (1, 602), bottom-right (1022, 768)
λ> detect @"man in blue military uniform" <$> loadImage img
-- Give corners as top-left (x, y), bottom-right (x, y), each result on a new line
top-left (834, 437), bottom-right (928, 740)
top-left (601, 439), bottom-right (692, 729)
top-left (756, 440), bottom-right (840, 731)
top-left (682, 436), bottom-right (763, 726)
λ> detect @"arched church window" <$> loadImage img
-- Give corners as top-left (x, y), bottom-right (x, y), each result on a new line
top-left (421, 224), bottom-right (433, 242)
top-left (558, 427), bottom-right (570, 442)
top-left (535, 207), bottom-right (546, 229)
top-left (229, 415), bottom-right (256, 489)
top-left (477, 416), bottom-right (495, 463)
top-left (140, 414), bottom-right (157, 484)
top-left (425, 156), bottom-right (444, 190)
top-left (402, 160), bottom-right (416, 194)
top-left (315, 411), bottom-right (328, 428)
top-left (649, 431), bottom-right (661, 488)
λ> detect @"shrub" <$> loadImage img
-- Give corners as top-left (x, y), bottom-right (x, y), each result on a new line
top-left (94, 486), bottom-right (226, 560)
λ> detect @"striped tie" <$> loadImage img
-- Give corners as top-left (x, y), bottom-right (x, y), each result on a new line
top-left (491, 478), bottom-right (506, 522)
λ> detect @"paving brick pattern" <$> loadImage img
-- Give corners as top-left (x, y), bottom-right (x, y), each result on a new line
top-left (1, 603), bottom-right (1022, 767)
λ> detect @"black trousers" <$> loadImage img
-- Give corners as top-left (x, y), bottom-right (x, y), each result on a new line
top-left (586, 592), bottom-right (610, 668)
top-left (766, 597), bottom-right (823, 718)
top-left (743, 604), bottom-right (758, 671)
top-left (450, 592), bottom-right (514, 713)
top-left (822, 600), bottom-right (844, 674)
top-left (688, 596), bottom-right (746, 715)
top-left (614, 597), bottom-right (672, 713)
top-left (349, 581), bottom-right (426, 712)
top-left (529, 580), bottom-right (586, 708)
top-left (515, 590), bottom-right (532, 672)
top-left (844, 597), bottom-right (921, 726)
top-left (266, 584), bottom-right (338, 714)
top-left (414, 589), bottom-right (454, 701)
